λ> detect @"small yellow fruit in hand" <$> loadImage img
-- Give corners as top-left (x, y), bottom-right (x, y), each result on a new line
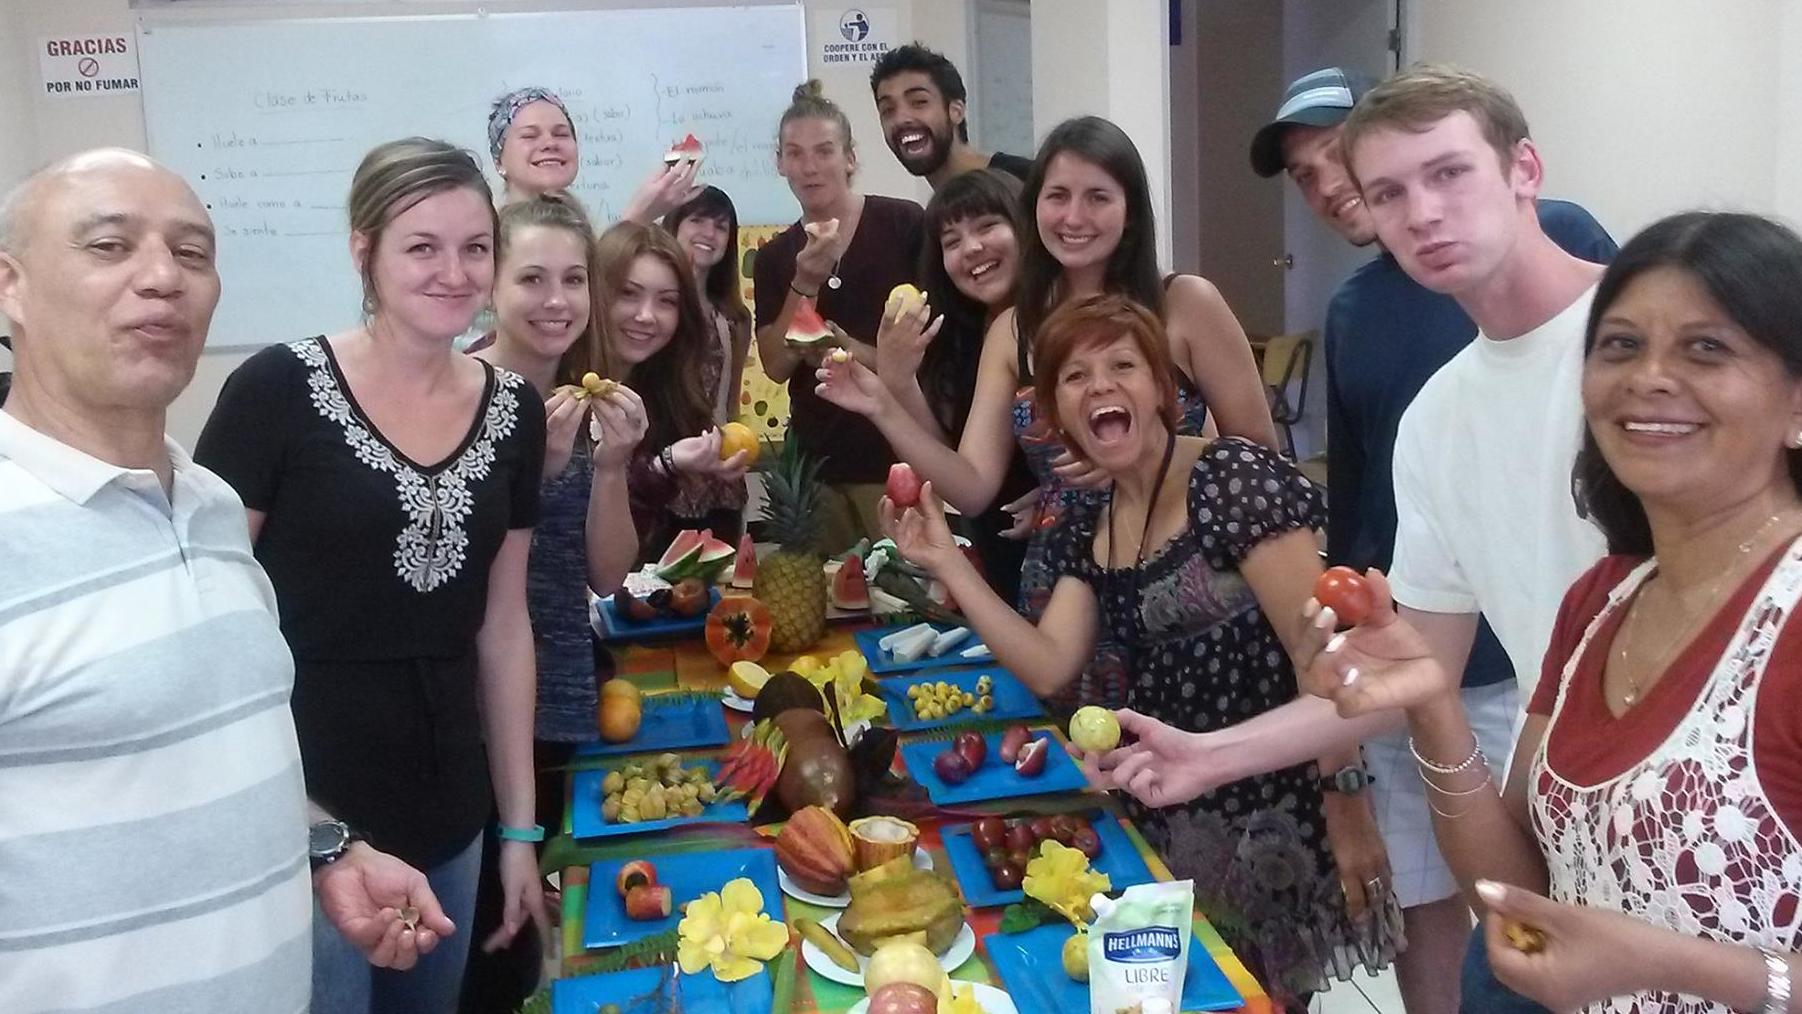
top-left (826, 348), bottom-right (852, 365)
top-left (719, 421), bottom-right (760, 464)
top-left (1068, 705), bottom-right (1122, 753)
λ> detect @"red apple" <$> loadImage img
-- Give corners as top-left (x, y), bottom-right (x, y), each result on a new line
top-left (868, 981), bottom-right (940, 1014)
top-left (933, 748), bottom-right (974, 785)
top-left (954, 731), bottom-right (988, 769)
top-left (1014, 736), bottom-right (1049, 776)
top-left (999, 725), bottom-right (1032, 764)
top-left (886, 463), bottom-right (923, 508)
top-left (1070, 826), bottom-right (1103, 858)
top-left (971, 816), bottom-right (1007, 852)
top-left (623, 883), bottom-right (672, 920)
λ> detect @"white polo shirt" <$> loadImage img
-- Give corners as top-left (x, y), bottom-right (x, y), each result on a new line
top-left (0, 410), bottom-right (310, 1014)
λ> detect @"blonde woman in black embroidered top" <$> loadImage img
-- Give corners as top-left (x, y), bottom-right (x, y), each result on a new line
top-left (197, 137), bottom-right (549, 1013)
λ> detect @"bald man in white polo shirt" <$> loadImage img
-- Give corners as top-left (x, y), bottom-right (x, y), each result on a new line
top-left (0, 149), bottom-right (451, 1013)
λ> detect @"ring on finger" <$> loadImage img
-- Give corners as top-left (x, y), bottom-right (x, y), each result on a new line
top-left (1365, 877), bottom-right (1387, 896)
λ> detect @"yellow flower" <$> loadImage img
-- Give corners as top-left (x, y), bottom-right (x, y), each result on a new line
top-left (831, 664), bottom-right (886, 725)
top-left (676, 877), bottom-right (790, 982)
top-left (1023, 840), bottom-right (1111, 926)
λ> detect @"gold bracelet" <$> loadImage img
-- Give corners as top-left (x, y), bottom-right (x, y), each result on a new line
top-left (1422, 773), bottom-right (1493, 797)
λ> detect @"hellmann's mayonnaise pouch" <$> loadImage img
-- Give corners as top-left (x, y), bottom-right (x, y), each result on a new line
top-left (1087, 880), bottom-right (1193, 1014)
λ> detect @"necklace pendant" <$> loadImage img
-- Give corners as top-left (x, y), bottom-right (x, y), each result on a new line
top-left (826, 275), bottom-right (842, 290)
top-left (1622, 689), bottom-right (1637, 707)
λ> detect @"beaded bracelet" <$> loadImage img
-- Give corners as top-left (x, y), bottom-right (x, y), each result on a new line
top-left (1410, 736), bottom-right (1484, 777)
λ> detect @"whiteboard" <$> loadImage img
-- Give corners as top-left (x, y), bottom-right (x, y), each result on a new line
top-left (137, 6), bottom-right (805, 348)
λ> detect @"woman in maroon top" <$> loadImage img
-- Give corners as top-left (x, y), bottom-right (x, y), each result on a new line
top-left (1289, 212), bottom-right (1802, 1013)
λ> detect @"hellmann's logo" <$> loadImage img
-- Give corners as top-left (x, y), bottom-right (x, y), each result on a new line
top-left (1102, 926), bottom-right (1182, 963)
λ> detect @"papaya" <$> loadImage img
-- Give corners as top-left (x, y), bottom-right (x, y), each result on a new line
top-left (773, 708), bottom-right (855, 818)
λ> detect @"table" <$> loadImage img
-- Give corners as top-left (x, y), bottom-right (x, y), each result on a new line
top-left (545, 623), bottom-right (1273, 1014)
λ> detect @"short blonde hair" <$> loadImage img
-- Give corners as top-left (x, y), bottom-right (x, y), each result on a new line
top-left (1342, 64), bottom-right (1530, 177)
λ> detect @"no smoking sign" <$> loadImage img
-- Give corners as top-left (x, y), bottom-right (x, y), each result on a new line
top-left (40, 34), bottom-right (140, 97)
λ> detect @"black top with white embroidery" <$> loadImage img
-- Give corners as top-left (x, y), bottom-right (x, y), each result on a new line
top-left (196, 337), bottom-right (544, 661)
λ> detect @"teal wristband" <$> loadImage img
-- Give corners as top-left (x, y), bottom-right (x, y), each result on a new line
top-left (496, 823), bottom-right (545, 843)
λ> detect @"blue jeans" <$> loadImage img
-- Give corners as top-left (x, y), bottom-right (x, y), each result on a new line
top-left (1461, 924), bottom-right (1551, 1014)
top-left (311, 833), bottom-right (484, 1014)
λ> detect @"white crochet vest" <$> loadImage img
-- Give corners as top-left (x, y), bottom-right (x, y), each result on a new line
top-left (1530, 540), bottom-right (1802, 1014)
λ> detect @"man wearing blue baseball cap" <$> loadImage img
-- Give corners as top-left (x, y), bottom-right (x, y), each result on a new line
top-left (1251, 67), bottom-right (1617, 1014)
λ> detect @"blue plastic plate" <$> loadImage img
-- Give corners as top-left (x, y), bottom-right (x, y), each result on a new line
top-left (583, 847), bottom-right (781, 950)
top-left (880, 667), bottom-right (1045, 731)
top-left (573, 694), bottom-right (731, 757)
top-left (898, 730), bottom-right (1089, 805)
top-left (595, 588), bottom-right (720, 642)
top-left (988, 921), bottom-right (1242, 1014)
top-left (569, 759), bottom-right (748, 840)
top-left (941, 811), bottom-right (1154, 907)
top-left (854, 622), bottom-right (976, 674)
top-left (551, 964), bottom-right (773, 1014)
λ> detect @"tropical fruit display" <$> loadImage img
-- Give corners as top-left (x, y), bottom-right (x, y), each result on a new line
top-left (827, 550), bottom-right (869, 611)
top-left (836, 854), bottom-right (966, 955)
top-left (597, 679), bottom-right (643, 743)
top-left (753, 436), bottom-right (828, 653)
top-left (597, 752), bottom-right (716, 823)
top-left (704, 595), bottom-right (771, 665)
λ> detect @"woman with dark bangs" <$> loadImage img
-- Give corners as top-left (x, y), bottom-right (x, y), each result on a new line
top-left (876, 168), bottom-right (1037, 606)
top-left (665, 185), bottom-right (754, 429)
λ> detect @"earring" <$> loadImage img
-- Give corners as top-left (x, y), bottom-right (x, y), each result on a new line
top-left (1790, 428), bottom-right (1802, 450)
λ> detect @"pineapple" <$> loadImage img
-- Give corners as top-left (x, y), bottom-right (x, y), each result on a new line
top-left (755, 436), bottom-right (828, 653)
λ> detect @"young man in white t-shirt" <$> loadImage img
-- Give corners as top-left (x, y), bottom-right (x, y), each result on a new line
top-left (1336, 65), bottom-right (1608, 1013)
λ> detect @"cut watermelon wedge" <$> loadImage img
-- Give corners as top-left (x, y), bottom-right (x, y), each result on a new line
top-left (731, 533), bottom-right (758, 588)
top-left (664, 132), bottom-right (704, 166)
top-left (829, 551), bottom-right (868, 611)
top-left (786, 298), bottom-right (831, 346)
top-left (654, 529), bottom-right (705, 580)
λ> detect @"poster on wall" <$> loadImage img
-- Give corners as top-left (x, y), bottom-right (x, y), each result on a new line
top-left (736, 224), bottom-right (792, 439)
top-left (38, 34), bottom-right (140, 97)
top-left (811, 6), bottom-right (897, 66)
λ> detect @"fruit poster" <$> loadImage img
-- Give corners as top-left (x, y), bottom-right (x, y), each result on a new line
top-left (736, 224), bottom-right (792, 439)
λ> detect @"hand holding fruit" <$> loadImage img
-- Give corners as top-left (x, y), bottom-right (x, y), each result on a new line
top-left (1079, 707), bottom-right (1226, 807)
top-left (1474, 880), bottom-right (1670, 1013)
top-left (589, 382), bottom-right (648, 472)
top-left (1299, 567), bottom-right (1459, 718)
top-left (314, 842), bottom-right (455, 970)
top-left (795, 217), bottom-right (841, 291)
top-left (874, 287), bottom-right (943, 384)
top-left (813, 353), bottom-right (888, 419)
top-left (669, 428), bottom-right (750, 479)
top-left (541, 387), bottom-right (588, 481)
top-left (878, 476), bottom-right (961, 575)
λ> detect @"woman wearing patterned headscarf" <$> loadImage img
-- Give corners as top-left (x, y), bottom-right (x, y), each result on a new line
top-left (488, 87), bottom-right (580, 205)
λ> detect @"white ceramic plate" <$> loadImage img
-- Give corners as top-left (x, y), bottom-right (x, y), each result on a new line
top-left (847, 981), bottom-right (1017, 1014)
top-left (721, 689), bottom-right (754, 713)
top-left (800, 910), bottom-right (976, 988)
top-left (778, 847), bottom-right (933, 908)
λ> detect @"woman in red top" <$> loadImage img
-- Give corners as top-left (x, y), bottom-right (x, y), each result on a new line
top-left (1286, 212), bottom-right (1802, 1013)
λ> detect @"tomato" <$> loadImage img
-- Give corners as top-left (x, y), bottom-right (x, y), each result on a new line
top-left (1314, 566), bottom-right (1375, 626)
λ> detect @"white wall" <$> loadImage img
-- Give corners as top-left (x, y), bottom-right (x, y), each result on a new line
top-left (1409, 0), bottom-right (1802, 241)
top-left (1031, 0), bottom-right (1173, 267)
top-left (0, 0), bottom-right (965, 444)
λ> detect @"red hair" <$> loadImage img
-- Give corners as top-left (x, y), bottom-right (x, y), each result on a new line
top-left (1031, 293), bottom-right (1179, 434)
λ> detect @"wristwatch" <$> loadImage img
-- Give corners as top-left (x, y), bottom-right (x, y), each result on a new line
top-left (308, 819), bottom-right (364, 871)
top-left (1320, 765), bottom-right (1373, 795)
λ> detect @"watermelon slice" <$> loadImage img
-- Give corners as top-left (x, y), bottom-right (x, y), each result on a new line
top-left (664, 132), bottom-right (704, 167)
top-left (655, 529), bottom-right (705, 580)
top-left (829, 550), bottom-right (869, 611)
top-left (786, 298), bottom-right (831, 346)
top-left (730, 533), bottom-right (758, 588)
top-left (692, 532), bottom-right (736, 584)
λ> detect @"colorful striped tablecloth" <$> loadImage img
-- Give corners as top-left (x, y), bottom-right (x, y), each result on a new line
top-left (547, 625), bottom-right (1273, 1014)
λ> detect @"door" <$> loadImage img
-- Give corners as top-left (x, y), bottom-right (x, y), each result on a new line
top-left (1281, 0), bottom-right (1400, 335)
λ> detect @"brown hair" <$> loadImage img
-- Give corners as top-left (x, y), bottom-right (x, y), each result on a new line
top-left (594, 220), bottom-right (715, 453)
top-left (778, 79), bottom-right (856, 175)
top-left (346, 137), bottom-right (496, 314)
top-left (1341, 64), bottom-right (1531, 178)
top-left (1032, 293), bottom-right (1179, 436)
top-left (496, 192), bottom-right (612, 388)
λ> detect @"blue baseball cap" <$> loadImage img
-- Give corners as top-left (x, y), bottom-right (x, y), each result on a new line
top-left (1249, 67), bottom-right (1377, 178)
